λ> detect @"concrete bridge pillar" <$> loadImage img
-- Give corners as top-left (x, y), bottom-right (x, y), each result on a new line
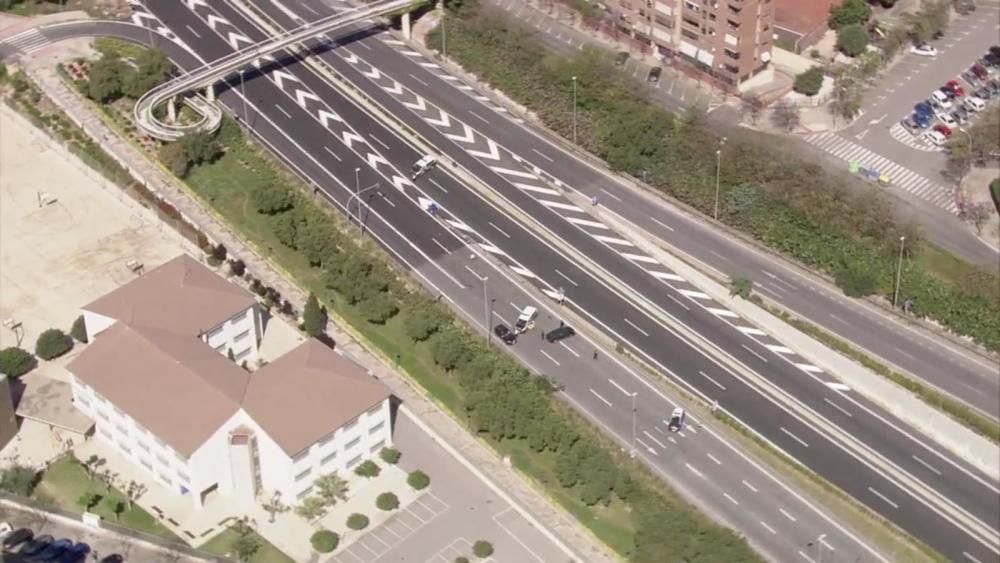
top-left (167, 97), bottom-right (177, 123)
top-left (206, 83), bottom-right (216, 102)
top-left (402, 12), bottom-right (412, 40)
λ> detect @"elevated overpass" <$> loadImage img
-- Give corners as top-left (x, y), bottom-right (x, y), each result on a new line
top-left (135, 0), bottom-right (422, 140)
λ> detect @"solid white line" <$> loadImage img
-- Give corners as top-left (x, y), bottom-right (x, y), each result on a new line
top-left (407, 73), bottom-right (429, 87)
top-left (796, 363), bottom-right (824, 373)
top-left (707, 453), bottom-right (722, 465)
top-left (708, 307), bottom-right (738, 318)
top-left (868, 486), bottom-right (899, 509)
top-left (431, 238), bottom-right (451, 255)
top-left (780, 508), bottom-right (797, 522)
top-left (468, 109), bottom-right (490, 124)
top-left (780, 426), bottom-right (810, 448)
top-left (723, 492), bottom-right (739, 505)
top-left (760, 521), bottom-right (777, 535)
top-left (678, 289), bottom-right (710, 299)
top-left (566, 217), bottom-right (609, 229)
top-left (667, 294), bottom-right (691, 311)
top-left (608, 378), bottom-right (632, 397)
top-left (589, 388), bottom-right (612, 407)
top-left (369, 134), bottom-right (390, 149)
top-left (635, 437), bottom-right (658, 455)
top-left (698, 370), bottom-right (726, 390)
top-left (599, 188), bottom-right (623, 202)
top-left (185, 24), bottom-right (202, 38)
top-left (532, 148), bottom-right (554, 162)
top-left (741, 344), bottom-right (768, 363)
top-left (274, 104), bottom-right (292, 118)
top-left (622, 318), bottom-right (650, 337)
top-left (428, 178), bottom-right (448, 193)
top-left (540, 349), bottom-right (561, 366)
top-left (463, 264), bottom-right (485, 281)
top-left (742, 480), bottom-right (758, 493)
top-left (685, 463), bottom-right (704, 478)
top-left (823, 397), bottom-right (853, 417)
top-left (963, 552), bottom-right (984, 563)
top-left (912, 455), bottom-right (942, 476)
top-left (650, 216), bottom-right (675, 232)
top-left (819, 537), bottom-right (834, 551)
top-left (323, 145), bottom-right (342, 162)
top-left (488, 221), bottom-right (511, 238)
top-left (553, 268), bottom-right (578, 287)
top-left (592, 234), bottom-right (634, 246)
top-left (380, 195), bottom-right (395, 207)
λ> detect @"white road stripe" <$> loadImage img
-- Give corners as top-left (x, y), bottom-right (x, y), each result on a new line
top-left (742, 480), bottom-right (758, 493)
top-left (623, 317), bottom-right (650, 337)
top-left (540, 200), bottom-right (584, 212)
top-left (685, 463), bottom-right (704, 478)
top-left (760, 521), bottom-right (777, 535)
top-left (723, 492), bottom-right (739, 505)
top-left (912, 454), bottom-right (942, 475)
top-left (566, 217), bottom-right (609, 229)
top-left (678, 289), bottom-right (711, 299)
top-left (765, 344), bottom-right (794, 354)
top-left (823, 397), bottom-right (853, 417)
top-left (490, 166), bottom-right (538, 179)
top-left (621, 252), bottom-right (660, 264)
top-left (592, 234), bottom-right (634, 246)
top-left (590, 388), bottom-right (612, 407)
top-left (779, 508), bottom-right (797, 522)
top-left (737, 326), bottom-right (766, 336)
top-left (608, 378), bottom-right (631, 396)
top-left (540, 350), bottom-right (561, 366)
top-left (651, 271), bottom-right (684, 281)
top-left (698, 370), bottom-right (726, 390)
top-left (868, 486), bottom-right (899, 509)
top-left (780, 426), bottom-right (809, 448)
top-left (796, 363), bottom-right (824, 373)
top-left (708, 307), bottom-right (738, 318)
top-left (554, 268), bottom-right (578, 287)
top-left (513, 182), bottom-right (560, 196)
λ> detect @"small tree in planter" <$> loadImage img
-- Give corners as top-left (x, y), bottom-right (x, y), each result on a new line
top-left (472, 541), bottom-right (494, 558)
top-left (228, 258), bottom-right (246, 277)
top-left (354, 460), bottom-right (380, 479)
top-left (379, 447), bottom-right (401, 465)
top-left (310, 529), bottom-right (339, 553)
top-left (407, 470), bottom-right (430, 491)
top-left (346, 513), bottom-right (369, 530)
top-left (376, 492), bottom-right (399, 511)
top-left (35, 328), bottom-right (72, 360)
top-left (70, 315), bottom-right (88, 343)
top-left (0, 347), bottom-right (34, 377)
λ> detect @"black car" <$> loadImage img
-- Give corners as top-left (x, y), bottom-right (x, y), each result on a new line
top-left (493, 324), bottom-right (516, 345)
top-left (99, 555), bottom-right (124, 563)
top-left (32, 538), bottom-right (72, 561)
top-left (974, 87), bottom-right (992, 100)
top-left (545, 325), bottom-right (576, 343)
top-left (939, 86), bottom-right (957, 99)
top-left (646, 67), bottom-right (662, 83)
top-left (19, 535), bottom-right (53, 557)
top-left (2, 528), bottom-right (34, 550)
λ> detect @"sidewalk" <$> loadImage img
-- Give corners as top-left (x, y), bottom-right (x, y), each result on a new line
top-left (18, 36), bottom-right (612, 563)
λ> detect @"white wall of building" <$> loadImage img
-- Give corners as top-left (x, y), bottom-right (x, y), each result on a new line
top-left (199, 306), bottom-right (261, 364)
top-left (82, 310), bottom-right (117, 342)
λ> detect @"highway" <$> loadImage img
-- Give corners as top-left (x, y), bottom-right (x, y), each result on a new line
top-left (6, 2), bottom-right (998, 560)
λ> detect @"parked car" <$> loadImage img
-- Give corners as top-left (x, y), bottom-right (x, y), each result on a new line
top-left (923, 130), bottom-right (947, 146)
top-left (646, 66), bottom-right (662, 83)
top-left (667, 407), bottom-right (686, 432)
top-left (938, 86), bottom-right (957, 100)
top-left (971, 64), bottom-right (989, 80)
top-left (945, 79), bottom-right (965, 96)
top-left (954, 105), bottom-right (971, 121)
top-left (930, 89), bottom-right (953, 108)
top-left (962, 70), bottom-right (982, 86)
top-left (545, 325), bottom-right (576, 343)
top-left (19, 535), bottom-right (53, 557)
top-left (513, 305), bottom-right (537, 334)
top-left (99, 555), bottom-right (124, 563)
top-left (950, 111), bottom-right (967, 125)
top-left (933, 123), bottom-right (952, 138)
top-left (31, 538), bottom-right (72, 561)
top-left (614, 51), bottom-right (629, 66)
top-left (988, 80), bottom-right (1000, 95)
top-left (914, 101), bottom-right (933, 117)
top-left (909, 43), bottom-right (937, 56)
top-left (964, 96), bottom-right (986, 112)
top-left (2, 527), bottom-right (33, 551)
top-left (913, 112), bottom-right (931, 129)
top-left (901, 117), bottom-right (922, 133)
top-left (974, 86), bottom-right (992, 100)
top-left (57, 542), bottom-right (90, 563)
top-left (493, 323), bottom-right (517, 345)
top-left (935, 111), bottom-right (957, 127)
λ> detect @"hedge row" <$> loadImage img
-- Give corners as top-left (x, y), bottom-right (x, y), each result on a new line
top-left (425, 6), bottom-right (1000, 352)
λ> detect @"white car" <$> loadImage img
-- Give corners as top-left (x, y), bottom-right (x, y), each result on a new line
top-left (930, 90), bottom-right (953, 108)
top-left (0, 522), bottom-right (12, 540)
top-left (964, 96), bottom-right (986, 111)
top-left (935, 111), bottom-right (957, 127)
top-left (923, 130), bottom-right (947, 146)
top-left (910, 44), bottom-right (938, 57)
top-left (667, 407), bottom-right (686, 432)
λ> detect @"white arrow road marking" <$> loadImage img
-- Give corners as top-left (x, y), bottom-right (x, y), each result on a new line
top-left (295, 89), bottom-right (320, 107)
top-left (391, 176), bottom-right (410, 192)
top-left (132, 12), bottom-right (157, 23)
top-left (445, 124), bottom-right (475, 144)
top-left (383, 81), bottom-right (403, 95)
top-left (317, 110), bottom-right (341, 126)
top-left (205, 14), bottom-right (227, 29)
top-left (342, 132), bottom-right (364, 148)
top-left (366, 153), bottom-right (390, 169)
top-left (361, 66), bottom-right (381, 79)
top-left (468, 138), bottom-right (500, 160)
top-left (342, 52), bottom-right (359, 64)
top-left (426, 109), bottom-right (451, 127)
top-left (251, 55), bottom-right (276, 69)
top-left (402, 96), bottom-right (427, 111)
top-left (271, 70), bottom-right (298, 89)
top-left (228, 33), bottom-right (253, 48)
top-left (183, 0), bottom-right (208, 9)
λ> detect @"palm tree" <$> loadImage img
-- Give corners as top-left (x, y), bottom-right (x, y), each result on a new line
top-left (315, 473), bottom-right (349, 506)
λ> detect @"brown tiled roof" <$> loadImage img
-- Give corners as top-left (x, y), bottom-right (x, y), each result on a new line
top-left (67, 323), bottom-right (249, 456)
top-left (243, 340), bottom-right (391, 457)
top-left (84, 254), bottom-right (256, 336)
top-left (774, 0), bottom-right (842, 36)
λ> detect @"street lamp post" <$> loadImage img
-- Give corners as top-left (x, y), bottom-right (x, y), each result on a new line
top-left (630, 391), bottom-right (638, 457)
top-left (572, 76), bottom-right (578, 146)
top-left (713, 137), bottom-right (726, 221)
top-left (893, 235), bottom-right (905, 308)
top-left (483, 276), bottom-right (492, 346)
top-left (238, 69), bottom-right (248, 126)
top-left (441, 9), bottom-right (447, 60)
top-left (354, 168), bottom-right (362, 236)
top-left (817, 534), bottom-right (827, 563)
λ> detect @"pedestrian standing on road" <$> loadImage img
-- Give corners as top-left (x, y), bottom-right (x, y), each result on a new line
top-left (593, 350), bottom-right (598, 360)
top-left (559, 320), bottom-right (564, 328)
top-left (541, 330), bottom-right (545, 341)
top-left (591, 195), bottom-right (599, 206)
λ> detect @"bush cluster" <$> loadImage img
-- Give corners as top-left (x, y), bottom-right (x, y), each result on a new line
top-left (36, 329), bottom-right (73, 360)
top-left (310, 529), bottom-right (339, 553)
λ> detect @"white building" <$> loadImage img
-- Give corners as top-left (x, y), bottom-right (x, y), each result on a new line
top-left (67, 255), bottom-right (392, 509)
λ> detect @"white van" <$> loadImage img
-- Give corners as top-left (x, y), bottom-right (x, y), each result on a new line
top-left (930, 90), bottom-right (953, 108)
top-left (963, 96), bottom-right (986, 112)
top-left (411, 155), bottom-right (437, 179)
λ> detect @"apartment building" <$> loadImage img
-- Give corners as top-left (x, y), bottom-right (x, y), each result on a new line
top-left (609, 0), bottom-right (775, 89)
top-left (67, 255), bottom-right (392, 509)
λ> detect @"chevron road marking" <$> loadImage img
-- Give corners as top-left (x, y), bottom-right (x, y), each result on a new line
top-left (383, 81), bottom-right (404, 95)
top-left (272, 69), bottom-right (298, 88)
top-left (367, 153), bottom-right (391, 169)
top-left (295, 89), bottom-right (320, 107)
top-left (467, 139), bottom-right (500, 160)
top-left (361, 66), bottom-right (382, 79)
top-left (342, 131), bottom-right (365, 148)
top-left (205, 13), bottom-right (227, 29)
top-left (402, 96), bottom-right (427, 111)
top-left (391, 175), bottom-right (410, 191)
top-left (426, 109), bottom-right (451, 127)
top-left (317, 110), bottom-right (341, 126)
top-left (444, 124), bottom-right (475, 144)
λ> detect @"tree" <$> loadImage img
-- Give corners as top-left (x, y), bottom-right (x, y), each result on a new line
top-left (271, 211), bottom-right (300, 249)
top-left (379, 447), bottom-right (402, 465)
top-left (359, 293), bottom-right (400, 324)
top-left (179, 131), bottom-right (221, 167)
top-left (770, 99), bottom-right (801, 132)
top-left (829, 0), bottom-right (871, 29)
top-left (959, 202), bottom-right (994, 235)
top-left (472, 540), bottom-right (494, 558)
top-left (87, 56), bottom-right (128, 102)
top-left (69, 315), bottom-right (89, 344)
top-left (315, 472), bottom-right (349, 505)
top-left (232, 518), bottom-right (261, 562)
top-left (123, 48), bottom-right (172, 98)
top-left (261, 492), bottom-right (288, 523)
top-left (253, 184), bottom-right (294, 215)
top-left (354, 459), bottom-right (381, 478)
top-left (96, 468), bottom-right (118, 494)
top-left (829, 77), bottom-right (863, 122)
top-left (0, 347), bottom-right (34, 377)
top-left (104, 497), bottom-right (125, 520)
top-left (835, 261), bottom-right (878, 297)
top-left (0, 465), bottom-right (38, 496)
top-left (407, 470), bottom-right (430, 490)
top-left (903, 0), bottom-right (950, 44)
top-left (229, 258), bottom-right (246, 278)
top-left (302, 293), bottom-right (326, 337)
top-left (375, 492), bottom-right (399, 511)
top-left (729, 275), bottom-right (754, 299)
top-left (78, 491), bottom-right (102, 511)
top-left (160, 142), bottom-right (190, 177)
top-left (346, 513), bottom-right (369, 530)
top-left (35, 328), bottom-right (72, 360)
top-left (429, 330), bottom-right (471, 370)
top-left (836, 23), bottom-right (869, 56)
top-left (793, 67), bottom-right (824, 96)
top-left (295, 496), bottom-right (327, 519)
top-left (310, 530), bottom-right (339, 553)
top-left (82, 455), bottom-right (106, 480)
top-left (124, 480), bottom-right (146, 510)
top-left (739, 95), bottom-right (764, 125)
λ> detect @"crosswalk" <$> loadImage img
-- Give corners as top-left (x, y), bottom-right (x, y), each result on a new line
top-left (804, 132), bottom-right (957, 213)
top-left (887, 123), bottom-right (943, 153)
top-left (0, 28), bottom-right (48, 55)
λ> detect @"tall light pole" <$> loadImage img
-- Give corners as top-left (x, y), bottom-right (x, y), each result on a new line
top-left (571, 76), bottom-right (578, 146)
top-left (354, 167), bottom-right (361, 236)
top-left (961, 128), bottom-right (974, 179)
top-left (713, 137), bottom-right (726, 221)
top-left (238, 69), bottom-right (248, 126)
top-left (441, 9), bottom-right (447, 60)
top-left (630, 391), bottom-right (638, 458)
top-left (893, 235), bottom-right (905, 308)
top-left (346, 180), bottom-right (380, 237)
top-left (817, 534), bottom-right (827, 563)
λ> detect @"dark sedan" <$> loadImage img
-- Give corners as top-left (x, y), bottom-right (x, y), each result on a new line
top-left (493, 324), bottom-right (517, 345)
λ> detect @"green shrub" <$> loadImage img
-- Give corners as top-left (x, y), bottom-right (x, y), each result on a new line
top-left (0, 464), bottom-right (39, 496)
top-left (70, 315), bottom-right (88, 343)
top-left (310, 529), bottom-right (339, 553)
top-left (354, 459), bottom-right (381, 478)
top-left (472, 540), bottom-right (494, 558)
top-left (0, 347), bottom-right (34, 377)
top-left (375, 492), bottom-right (399, 511)
top-left (829, 0), bottom-right (871, 29)
top-left (35, 329), bottom-right (73, 360)
top-left (835, 261), bottom-right (878, 297)
top-left (836, 24), bottom-right (869, 56)
top-left (793, 67), bottom-right (824, 96)
top-left (407, 470), bottom-right (430, 491)
top-left (346, 513), bottom-right (369, 530)
top-left (379, 447), bottom-right (402, 464)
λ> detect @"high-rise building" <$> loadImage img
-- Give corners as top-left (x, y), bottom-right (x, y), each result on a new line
top-left (609, 0), bottom-right (775, 90)
top-left (0, 375), bottom-right (18, 452)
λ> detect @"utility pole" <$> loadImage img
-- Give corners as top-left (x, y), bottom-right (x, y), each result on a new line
top-left (713, 137), bottom-right (726, 221)
top-left (238, 69), bottom-right (248, 126)
top-left (354, 167), bottom-right (362, 236)
top-left (482, 276), bottom-right (492, 346)
top-left (441, 9), bottom-right (447, 60)
top-left (572, 76), bottom-right (578, 146)
top-left (893, 235), bottom-right (905, 308)
top-left (630, 392), bottom-right (638, 458)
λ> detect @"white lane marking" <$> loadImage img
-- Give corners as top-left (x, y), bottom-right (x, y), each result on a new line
top-left (428, 178), bottom-right (448, 193)
top-left (185, 24), bottom-right (202, 38)
top-left (643, 430), bottom-right (666, 449)
top-left (490, 166), bottom-right (539, 179)
top-left (760, 521), bottom-right (777, 535)
top-left (736, 326), bottom-right (766, 336)
top-left (798, 550), bottom-right (815, 562)
top-left (540, 200), bottom-right (585, 212)
top-left (796, 363), bottom-right (824, 373)
top-left (678, 289), bottom-right (711, 299)
top-left (819, 537), bottom-right (835, 552)
top-left (554, 268), bottom-right (578, 287)
top-left (651, 271), bottom-right (684, 281)
top-left (463, 265), bottom-right (484, 280)
top-left (765, 344), bottom-right (794, 354)
top-left (510, 265), bottom-right (536, 278)
top-left (823, 397), bottom-right (853, 417)
top-left (532, 148), bottom-right (554, 162)
top-left (635, 437), bottom-right (658, 456)
top-left (488, 221), bottom-right (511, 238)
top-left (667, 294), bottom-right (691, 311)
top-left (706, 453), bottom-right (722, 465)
top-left (780, 508), bottom-right (797, 522)
top-left (698, 370), bottom-right (726, 390)
top-left (963, 552), bottom-right (984, 563)
top-left (912, 455), bottom-right (942, 476)
top-left (622, 317), bottom-right (650, 337)
top-left (780, 426), bottom-right (810, 448)
top-left (742, 480), bottom-right (758, 493)
top-left (592, 234), bottom-right (634, 246)
top-left (590, 388), bottom-right (612, 407)
top-left (323, 146), bottom-right (342, 162)
top-left (723, 492), bottom-right (739, 505)
top-left (599, 188), bottom-right (623, 202)
top-left (513, 182), bottom-right (560, 196)
top-left (468, 109), bottom-right (490, 124)
top-left (650, 216), bottom-right (675, 231)
top-left (566, 217), bottom-right (610, 229)
top-left (868, 486), bottom-right (899, 509)
top-left (621, 252), bottom-right (660, 264)
top-left (407, 73), bottom-right (429, 87)
top-left (685, 463), bottom-right (704, 478)
top-left (708, 307), bottom-right (738, 318)
top-left (431, 238), bottom-right (451, 255)
top-left (369, 134), bottom-right (390, 149)
top-left (741, 344), bottom-right (769, 363)
top-left (380, 195), bottom-right (395, 207)
top-left (560, 341), bottom-right (579, 357)
top-left (540, 350), bottom-right (561, 366)
top-left (274, 104), bottom-right (292, 118)
top-left (608, 378), bottom-right (632, 397)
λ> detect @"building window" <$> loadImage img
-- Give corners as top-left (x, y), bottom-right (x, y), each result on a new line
top-left (345, 437), bottom-right (361, 450)
top-left (295, 468), bottom-right (312, 482)
top-left (318, 431), bottom-right (336, 448)
top-left (118, 442), bottom-right (131, 454)
top-left (292, 449), bottom-right (310, 464)
top-left (77, 396), bottom-right (90, 407)
top-left (229, 310), bottom-right (247, 326)
top-left (368, 422), bottom-right (384, 435)
top-left (115, 423), bottom-right (128, 435)
top-left (140, 458), bottom-right (153, 471)
top-left (370, 440), bottom-right (385, 453)
top-left (206, 325), bottom-right (224, 341)
top-left (234, 347), bottom-right (252, 362)
top-left (297, 486), bottom-right (314, 500)
top-left (366, 404), bottom-right (382, 417)
top-left (177, 471), bottom-right (190, 484)
top-left (158, 473), bottom-right (172, 486)
top-left (99, 427), bottom-right (112, 440)
top-left (321, 451), bottom-right (337, 465)
top-left (342, 417), bottom-right (359, 432)
top-left (138, 441), bottom-right (150, 452)
top-left (113, 406), bottom-right (124, 417)
top-left (346, 455), bottom-right (362, 468)
top-left (234, 328), bottom-right (251, 343)
top-left (97, 410), bottom-right (109, 421)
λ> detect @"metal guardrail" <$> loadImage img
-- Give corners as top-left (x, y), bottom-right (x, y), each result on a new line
top-left (134, 0), bottom-right (420, 140)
